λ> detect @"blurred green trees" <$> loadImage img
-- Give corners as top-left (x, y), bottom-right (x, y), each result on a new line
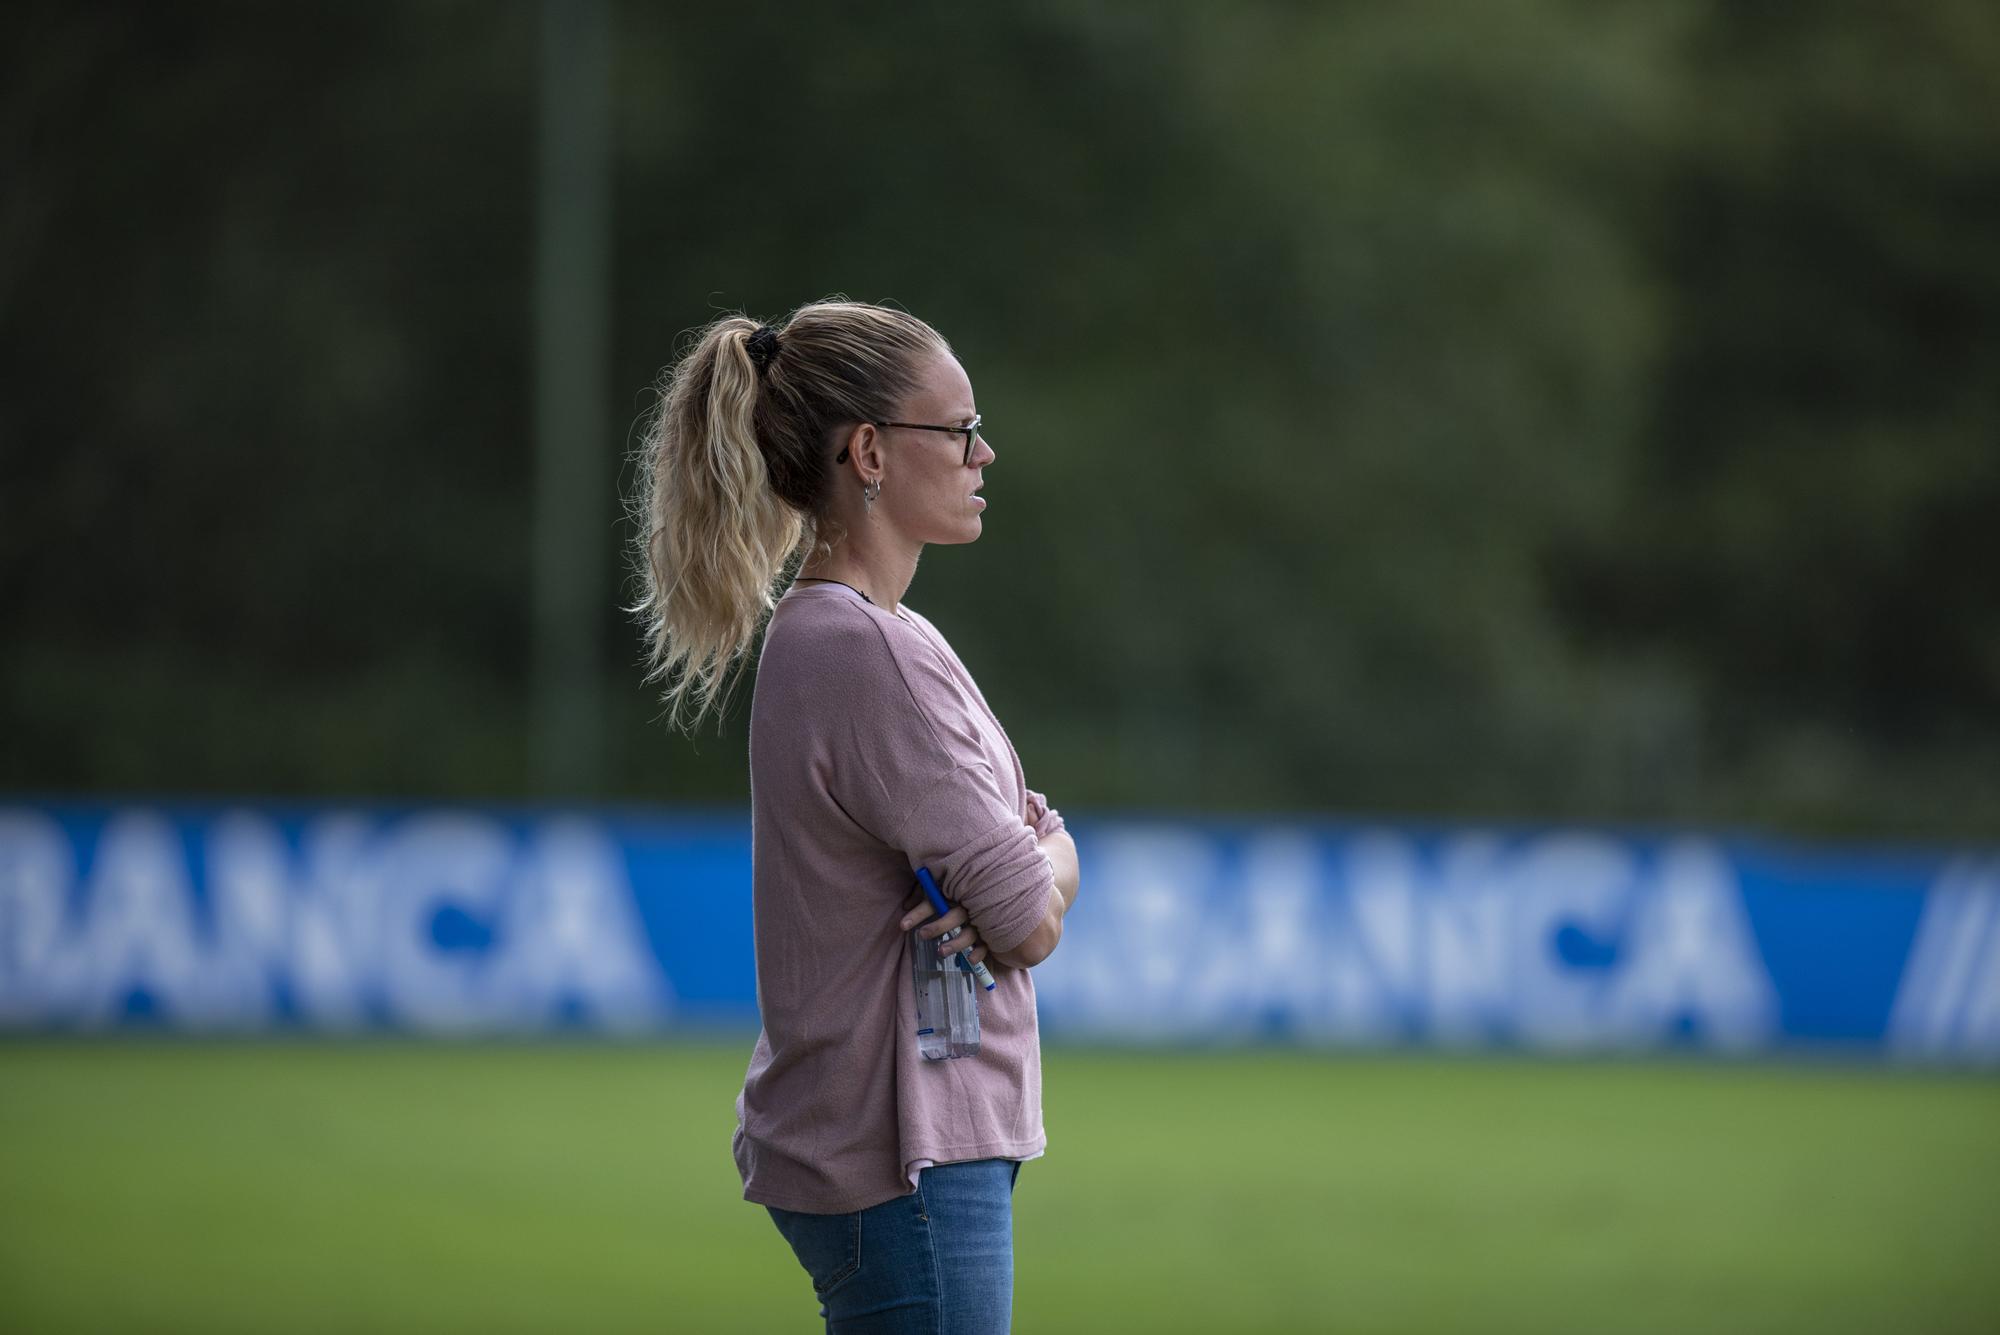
top-left (3, 1), bottom-right (1995, 837)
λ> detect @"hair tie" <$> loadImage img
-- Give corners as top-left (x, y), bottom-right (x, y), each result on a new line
top-left (745, 325), bottom-right (781, 376)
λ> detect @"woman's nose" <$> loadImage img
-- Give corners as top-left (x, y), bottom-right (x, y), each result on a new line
top-left (971, 433), bottom-right (995, 466)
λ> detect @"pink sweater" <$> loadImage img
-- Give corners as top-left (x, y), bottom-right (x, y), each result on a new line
top-left (733, 582), bottom-right (1064, 1214)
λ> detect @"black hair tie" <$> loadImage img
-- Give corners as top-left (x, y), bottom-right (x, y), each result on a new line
top-left (745, 325), bottom-right (781, 376)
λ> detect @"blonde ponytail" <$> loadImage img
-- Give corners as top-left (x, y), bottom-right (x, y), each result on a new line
top-left (630, 300), bottom-right (949, 730)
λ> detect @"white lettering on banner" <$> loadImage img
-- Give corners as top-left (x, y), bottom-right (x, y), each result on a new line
top-left (0, 810), bottom-right (79, 1022)
top-left (210, 812), bottom-right (377, 1027)
top-left (0, 807), bottom-right (673, 1032)
top-left (1604, 841), bottom-right (1777, 1050)
top-left (1184, 832), bottom-right (1405, 1042)
top-left (1072, 829), bottom-right (1215, 1036)
top-left (1411, 835), bottom-right (1511, 1044)
top-left (376, 814), bottom-right (516, 1031)
top-left (76, 813), bottom-right (225, 1025)
top-left (1507, 834), bottom-right (1633, 1049)
top-left (1888, 859), bottom-right (2000, 1061)
top-left (487, 818), bottom-right (671, 1033)
top-left (1340, 835), bottom-right (1421, 1038)
top-left (1036, 826), bottom-right (1780, 1052)
top-left (1248, 833), bottom-right (1398, 1041)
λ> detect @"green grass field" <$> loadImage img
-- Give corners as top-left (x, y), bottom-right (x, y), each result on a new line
top-left (0, 1041), bottom-right (1994, 1334)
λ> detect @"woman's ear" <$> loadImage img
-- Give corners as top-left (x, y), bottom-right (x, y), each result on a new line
top-left (838, 422), bottom-right (884, 480)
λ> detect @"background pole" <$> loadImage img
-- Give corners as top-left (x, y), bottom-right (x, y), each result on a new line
top-left (531, 0), bottom-right (611, 795)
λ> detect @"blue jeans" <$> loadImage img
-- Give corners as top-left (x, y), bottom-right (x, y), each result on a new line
top-left (766, 1158), bottom-right (1021, 1334)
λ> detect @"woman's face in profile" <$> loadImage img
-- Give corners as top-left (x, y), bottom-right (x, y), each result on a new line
top-left (879, 352), bottom-right (995, 549)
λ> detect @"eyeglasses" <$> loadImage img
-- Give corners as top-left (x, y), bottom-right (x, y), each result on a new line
top-left (836, 414), bottom-right (983, 467)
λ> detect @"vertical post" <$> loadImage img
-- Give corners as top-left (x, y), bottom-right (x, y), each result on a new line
top-left (532, 0), bottom-right (611, 795)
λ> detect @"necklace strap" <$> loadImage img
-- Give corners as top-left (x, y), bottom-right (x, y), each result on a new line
top-left (795, 577), bottom-right (873, 605)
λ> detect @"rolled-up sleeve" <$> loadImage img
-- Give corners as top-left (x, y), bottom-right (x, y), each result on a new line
top-left (824, 616), bottom-right (1056, 955)
top-left (895, 767), bottom-right (1054, 956)
top-left (1025, 788), bottom-right (1066, 841)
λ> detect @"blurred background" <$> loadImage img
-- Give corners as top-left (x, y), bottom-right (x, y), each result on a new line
top-left (2, 2), bottom-right (1997, 1333)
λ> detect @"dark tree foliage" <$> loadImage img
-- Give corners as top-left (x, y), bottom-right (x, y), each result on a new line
top-left (2, 1), bottom-right (1994, 837)
top-left (1551, 0), bottom-right (2000, 832)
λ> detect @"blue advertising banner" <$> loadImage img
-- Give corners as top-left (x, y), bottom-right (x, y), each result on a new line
top-left (1, 803), bottom-right (1994, 1062)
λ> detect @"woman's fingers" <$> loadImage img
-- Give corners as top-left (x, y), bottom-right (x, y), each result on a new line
top-left (935, 923), bottom-right (983, 958)
top-left (915, 905), bottom-right (969, 940)
top-left (898, 893), bottom-right (938, 932)
top-left (898, 896), bottom-right (986, 971)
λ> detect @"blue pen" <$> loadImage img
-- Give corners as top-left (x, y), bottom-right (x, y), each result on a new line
top-left (916, 867), bottom-right (997, 992)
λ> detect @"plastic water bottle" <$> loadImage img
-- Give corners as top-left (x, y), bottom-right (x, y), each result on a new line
top-left (911, 927), bottom-right (981, 1060)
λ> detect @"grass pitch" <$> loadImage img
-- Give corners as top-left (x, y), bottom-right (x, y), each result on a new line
top-left (0, 1041), bottom-right (1994, 1333)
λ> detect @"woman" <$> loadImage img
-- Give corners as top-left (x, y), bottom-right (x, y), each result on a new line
top-left (631, 299), bottom-right (1082, 1333)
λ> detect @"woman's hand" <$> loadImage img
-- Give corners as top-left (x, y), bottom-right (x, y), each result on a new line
top-left (899, 887), bottom-right (989, 968)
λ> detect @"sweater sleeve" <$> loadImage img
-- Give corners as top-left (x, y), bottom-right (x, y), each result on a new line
top-left (827, 620), bottom-right (1056, 957)
top-left (895, 768), bottom-right (1054, 956)
top-left (1025, 788), bottom-right (1066, 841)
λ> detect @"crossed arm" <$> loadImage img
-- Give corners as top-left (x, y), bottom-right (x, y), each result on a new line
top-left (900, 824), bottom-right (1080, 972)
top-left (990, 828), bottom-right (1077, 969)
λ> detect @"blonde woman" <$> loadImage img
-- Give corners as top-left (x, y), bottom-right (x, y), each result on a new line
top-left (632, 300), bottom-right (1081, 1333)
